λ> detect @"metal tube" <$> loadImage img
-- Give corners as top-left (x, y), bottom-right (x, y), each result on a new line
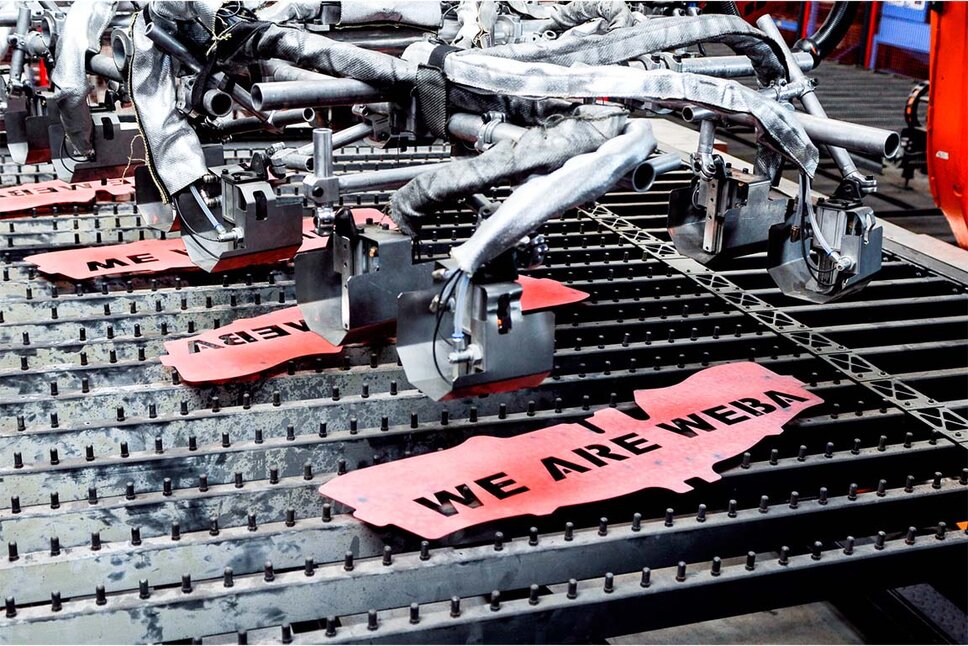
top-left (8, 5), bottom-right (31, 87)
top-left (284, 123), bottom-right (374, 171)
top-left (681, 106), bottom-right (899, 158)
top-left (201, 89), bottom-right (233, 118)
top-left (0, 12), bottom-right (19, 27)
top-left (87, 53), bottom-right (124, 83)
top-left (313, 128), bottom-right (334, 181)
top-left (677, 51), bottom-right (815, 77)
top-left (250, 80), bottom-right (385, 111)
top-left (111, 28), bottom-right (131, 74)
top-left (795, 111), bottom-right (900, 158)
top-left (322, 29), bottom-right (424, 54)
top-left (337, 162), bottom-right (452, 194)
top-left (447, 113), bottom-right (526, 144)
top-left (755, 14), bottom-right (861, 178)
top-left (214, 109), bottom-right (312, 136)
top-left (331, 122), bottom-right (374, 149)
top-left (143, 21), bottom-right (201, 73)
top-left (259, 59), bottom-right (334, 83)
top-left (623, 152), bottom-right (683, 192)
top-left (297, 121), bottom-right (373, 154)
top-left (144, 22), bottom-right (262, 116)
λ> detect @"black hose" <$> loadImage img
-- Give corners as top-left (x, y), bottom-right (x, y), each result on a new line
top-left (795, 2), bottom-right (859, 64)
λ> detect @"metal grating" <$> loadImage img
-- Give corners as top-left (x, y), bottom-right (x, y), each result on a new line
top-left (0, 146), bottom-right (965, 643)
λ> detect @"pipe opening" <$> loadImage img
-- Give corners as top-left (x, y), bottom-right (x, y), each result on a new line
top-left (250, 85), bottom-right (264, 111)
top-left (111, 29), bottom-right (130, 73)
top-left (883, 132), bottom-right (901, 159)
top-left (205, 91), bottom-right (233, 118)
top-left (630, 163), bottom-right (656, 193)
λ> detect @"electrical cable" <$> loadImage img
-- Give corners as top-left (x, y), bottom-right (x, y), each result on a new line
top-left (431, 271), bottom-right (462, 384)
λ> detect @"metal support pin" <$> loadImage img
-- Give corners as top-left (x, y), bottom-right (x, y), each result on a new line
top-left (778, 546), bottom-right (790, 565)
top-left (811, 541), bottom-right (824, 560)
top-left (640, 567), bottom-right (652, 588)
top-left (603, 573), bottom-right (615, 593)
top-left (529, 584), bottom-right (540, 605)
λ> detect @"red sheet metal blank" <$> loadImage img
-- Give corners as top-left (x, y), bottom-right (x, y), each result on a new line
top-left (319, 362), bottom-right (822, 539)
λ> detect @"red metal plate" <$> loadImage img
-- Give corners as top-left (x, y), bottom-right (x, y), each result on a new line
top-left (0, 177), bottom-right (135, 217)
top-left (158, 305), bottom-right (342, 383)
top-left (25, 209), bottom-right (388, 280)
top-left (517, 275), bottom-right (589, 310)
top-left (319, 362), bottom-right (822, 539)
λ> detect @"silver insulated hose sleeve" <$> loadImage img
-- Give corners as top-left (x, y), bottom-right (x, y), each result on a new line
top-left (450, 119), bottom-right (657, 274)
top-left (50, 0), bottom-right (117, 157)
top-left (443, 52), bottom-right (818, 176)
top-left (129, 11), bottom-right (208, 196)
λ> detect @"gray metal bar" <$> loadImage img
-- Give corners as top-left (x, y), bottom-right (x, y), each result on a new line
top-left (1, 485), bottom-right (962, 643)
top-left (0, 472), bottom-right (324, 552)
top-left (675, 51), bottom-right (815, 78)
top-left (447, 113), bottom-right (526, 144)
top-left (251, 80), bottom-right (385, 111)
top-left (756, 14), bottom-right (865, 178)
top-left (307, 532), bottom-right (968, 644)
top-left (87, 53), bottom-right (123, 83)
top-left (0, 481), bottom-right (960, 606)
top-left (681, 106), bottom-right (900, 158)
top-left (7, 5), bottom-right (31, 88)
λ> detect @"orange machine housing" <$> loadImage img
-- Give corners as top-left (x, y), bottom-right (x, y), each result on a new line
top-left (927, 2), bottom-right (968, 248)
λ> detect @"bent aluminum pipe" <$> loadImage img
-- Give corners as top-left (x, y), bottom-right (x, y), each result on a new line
top-left (447, 113), bottom-right (526, 145)
top-left (214, 109), bottom-right (314, 136)
top-left (87, 54), bottom-right (124, 83)
top-left (143, 21), bottom-right (201, 71)
top-left (756, 14), bottom-right (863, 181)
top-left (258, 59), bottom-right (333, 83)
top-left (681, 105), bottom-right (900, 159)
top-left (451, 119), bottom-right (657, 274)
top-left (324, 29), bottom-right (425, 54)
top-left (618, 152), bottom-right (683, 193)
top-left (284, 122), bottom-right (374, 170)
top-left (144, 21), bottom-right (261, 116)
top-left (8, 5), bottom-right (30, 88)
top-left (337, 162), bottom-right (452, 194)
top-left (250, 80), bottom-right (385, 111)
top-left (111, 28), bottom-right (131, 74)
top-left (674, 52), bottom-right (814, 78)
top-left (201, 89), bottom-right (233, 118)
